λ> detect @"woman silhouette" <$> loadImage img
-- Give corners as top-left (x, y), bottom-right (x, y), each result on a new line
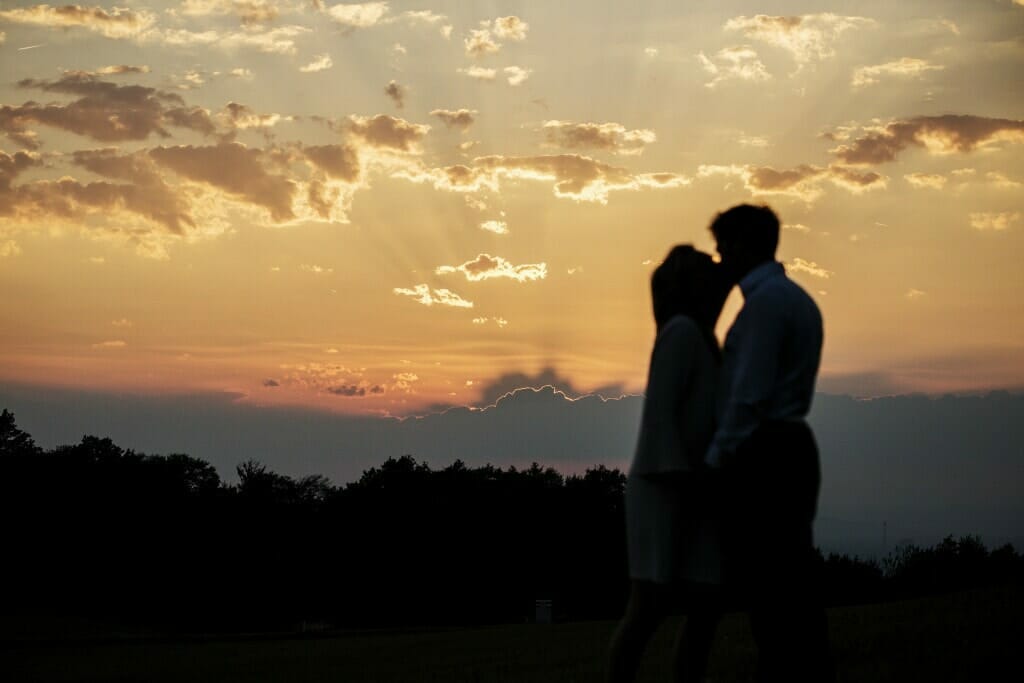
top-left (608, 245), bottom-right (733, 683)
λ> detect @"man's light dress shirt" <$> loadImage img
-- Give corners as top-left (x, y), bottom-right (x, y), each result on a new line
top-left (706, 261), bottom-right (823, 468)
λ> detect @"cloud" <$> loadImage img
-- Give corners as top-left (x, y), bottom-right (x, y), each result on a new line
top-left (831, 115), bottom-right (1024, 165)
top-left (301, 143), bottom-right (361, 182)
top-left (970, 212), bottom-right (1019, 231)
top-left (219, 102), bottom-right (291, 134)
top-left (94, 64), bottom-right (151, 75)
top-left (0, 240), bottom-right (21, 257)
top-left (904, 172), bottom-right (947, 189)
top-left (724, 13), bottom-right (875, 66)
top-left (851, 57), bottom-right (944, 88)
top-left (262, 378), bottom-right (281, 387)
top-left (2, 72), bottom-right (218, 148)
top-left (697, 46), bottom-right (771, 88)
top-left (0, 4), bottom-right (156, 39)
top-left (300, 54), bottom-right (334, 73)
top-left (300, 264), bottom-right (333, 274)
top-left (325, 2), bottom-right (389, 28)
top-left (784, 223), bottom-right (810, 232)
top-left (464, 28), bottom-right (500, 57)
top-left (503, 66), bottom-right (531, 86)
top-left (230, 68), bottom-right (254, 80)
top-left (435, 253), bottom-right (547, 282)
top-left (430, 109), bottom-right (476, 131)
top-left (698, 162), bottom-right (884, 201)
top-left (384, 80), bottom-right (405, 109)
top-left (541, 120), bottom-right (656, 156)
top-left (479, 220), bottom-right (508, 234)
top-left (346, 114), bottom-right (430, 152)
top-left (906, 289), bottom-right (927, 299)
top-left (457, 66), bottom-right (497, 81)
top-left (788, 257), bottom-right (832, 278)
top-left (149, 142), bottom-right (297, 222)
top-left (92, 340), bottom-right (127, 349)
top-left (174, 0), bottom-right (288, 25)
top-left (327, 383), bottom-right (385, 397)
top-left (393, 284), bottom-right (474, 308)
top-left (986, 171), bottom-right (1021, 189)
top-left (471, 154), bottom-right (690, 204)
top-left (143, 24), bottom-right (311, 55)
top-left (491, 16), bottom-right (529, 41)
top-left (738, 134), bottom-right (769, 148)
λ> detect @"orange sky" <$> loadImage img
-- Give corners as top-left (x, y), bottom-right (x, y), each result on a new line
top-left (1, 0), bottom-right (1023, 415)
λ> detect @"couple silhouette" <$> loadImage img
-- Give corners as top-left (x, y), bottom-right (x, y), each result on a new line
top-left (609, 204), bottom-right (834, 683)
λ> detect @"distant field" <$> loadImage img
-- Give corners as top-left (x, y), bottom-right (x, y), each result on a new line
top-left (2, 585), bottom-right (1020, 682)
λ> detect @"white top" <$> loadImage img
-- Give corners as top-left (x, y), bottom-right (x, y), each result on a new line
top-left (630, 315), bottom-right (718, 477)
top-left (706, 261), bottom-right (823, 468)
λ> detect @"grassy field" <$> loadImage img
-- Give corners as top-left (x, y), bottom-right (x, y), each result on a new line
top-left (2, 585), bottom-right (1020, 682)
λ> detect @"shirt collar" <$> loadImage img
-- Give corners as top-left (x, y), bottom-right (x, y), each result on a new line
top-left (739, 261), bottom-right (784, 297)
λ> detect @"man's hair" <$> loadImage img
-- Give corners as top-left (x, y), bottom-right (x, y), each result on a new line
top-left (709, 203), bottom-right (780, 258)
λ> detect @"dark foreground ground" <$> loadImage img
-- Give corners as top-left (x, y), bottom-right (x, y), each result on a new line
top-left (2, 585), bottom-right (1020, 683)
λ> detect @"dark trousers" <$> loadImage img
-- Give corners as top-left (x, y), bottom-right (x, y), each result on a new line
top-left (723, 420), bottom-right (834, 683)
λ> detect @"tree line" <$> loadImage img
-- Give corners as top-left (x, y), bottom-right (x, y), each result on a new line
top-left (1, 409), bottom-right (1020, 631)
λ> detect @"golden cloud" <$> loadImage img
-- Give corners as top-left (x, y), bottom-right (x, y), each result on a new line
top-left (436, 253), bottom-right (547, 282)
top-left (724, 13), bottom-right (875, 65)
top-left (393, 284), bottom-right (474, 308)
top-left (851, 58), bottom-right (944, 88)
top-left (970, 212), bottom-right (1019, 232)
top-left (904, 172), bottom-right (947, 189)
top-left (831, 115), bottom-right (1024, 165)
top-left (788, 257), bottom-right (833, 279)
top-left (697, 46), bottom-right (771, 88)
top-left (0, 4), bottom-right (156, 39)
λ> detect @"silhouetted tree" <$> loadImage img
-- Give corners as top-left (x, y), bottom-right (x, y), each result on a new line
top-left (0, 409), bottom-right (41, 456)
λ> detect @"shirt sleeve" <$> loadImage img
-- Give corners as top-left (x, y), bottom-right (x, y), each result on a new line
top-left (706, 291), bottom-right (785, 468)
top-left (633, 317), bottom-right (697, 474)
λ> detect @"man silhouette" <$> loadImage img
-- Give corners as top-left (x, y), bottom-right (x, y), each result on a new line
top-left (705, 204), bottom-right (833, 682)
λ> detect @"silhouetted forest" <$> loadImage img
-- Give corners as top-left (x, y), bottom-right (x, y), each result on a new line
top-left (2, 409), bottom-right (1021, 632)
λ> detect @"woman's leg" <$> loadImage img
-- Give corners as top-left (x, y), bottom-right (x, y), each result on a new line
top-left (607, 580), bottom-right (666, 683)
top-left (672, 583), bottom-right (722, 683)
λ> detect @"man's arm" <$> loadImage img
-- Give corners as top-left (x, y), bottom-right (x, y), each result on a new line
top-left (706, 291), bottom-right (785, 468)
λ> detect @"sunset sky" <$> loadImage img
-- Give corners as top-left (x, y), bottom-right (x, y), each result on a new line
top-left (1, 0), bottom-right (1023, 417)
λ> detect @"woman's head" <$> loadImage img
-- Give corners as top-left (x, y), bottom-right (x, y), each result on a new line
top-left (651, 245), bottom-right (732, 330)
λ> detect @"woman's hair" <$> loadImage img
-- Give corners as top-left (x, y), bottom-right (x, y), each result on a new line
top-left (651, 245), bottom-right (730, 332)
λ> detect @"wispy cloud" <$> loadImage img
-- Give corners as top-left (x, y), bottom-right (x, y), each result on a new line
top-left (852, 57), bottom-right (944, 88)
top-left (300, 54), bottom-right (333, 73)
top-left (393, 284), bottom-right (474, 308)
top-left (970, 212), bottom-right (1019, 232)
top-left (724, 13), bottom-right (875, 67)
top-left (788, 257), bottom-right (833, 278)
top-left (436, 253), bottom-right (547, 282)
top-left (698, 46), bottom-right (771, 88)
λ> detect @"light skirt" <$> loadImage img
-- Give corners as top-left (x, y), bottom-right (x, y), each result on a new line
top-left (625, 473), bottom-right (722, 585)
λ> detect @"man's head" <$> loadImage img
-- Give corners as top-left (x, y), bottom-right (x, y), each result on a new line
top-left (709, 203), bottom-right (780, 281)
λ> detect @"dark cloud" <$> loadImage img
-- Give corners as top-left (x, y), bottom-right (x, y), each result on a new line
top-left (149, 142), bottom-right (296, 222)
top-left (747, 163), bottom-right (824, 191)
top-left (327, 383), bottom-right (385, 397)
top-left (262, 379), bottom-right (280, 387)
top-left (474, 367), bottom-right (628, 407)
top-left (541, 120), bottom-right (656, 155)
top-left (832, 115), bottom-right (1024, 165)
top-left (384, 80), bottom-right (405, 109)
top-left (1, 72), bottom-right (216, 148)
top-left (0, 148), bottom-right (193, 237)
top-left (346, 114), bottom-right (430, 152)
top-left (430, 108), bottom-right (476, 131)
top-left (5, 383), bottom-right (1024, 558)
top-left (302, 144), bottom-right (361, 182)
